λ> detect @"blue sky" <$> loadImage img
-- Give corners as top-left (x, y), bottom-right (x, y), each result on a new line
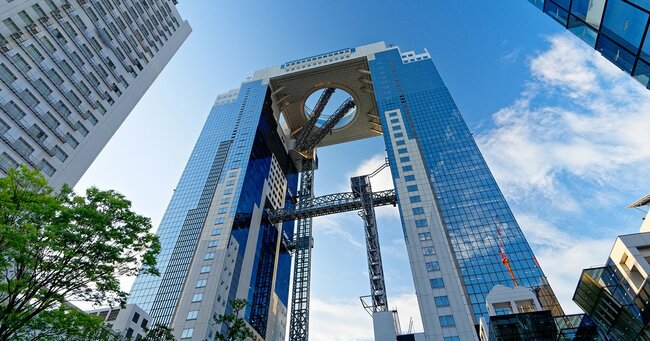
top-left (74, 1), bottom-right (650, 340)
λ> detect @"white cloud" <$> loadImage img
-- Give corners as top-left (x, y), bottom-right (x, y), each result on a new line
top-left (477, 33), bottom-right (650, 211)
top-left (344, 153), bottom-right (394, 192)
top-left (517, 213), bottom-right (613, 313)
top-left (309, 293), bottom-right (422, 341)
top-left (313, 215), bottom-right (365, 250)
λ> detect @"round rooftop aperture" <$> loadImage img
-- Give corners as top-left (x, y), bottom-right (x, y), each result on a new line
top-left (304, 87), bottom-right (357, 130)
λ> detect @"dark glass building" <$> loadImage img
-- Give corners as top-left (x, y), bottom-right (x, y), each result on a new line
top-left (526, 0), bottom-right (650, 89)
top-left (573, 233), bottom-right (650, 340)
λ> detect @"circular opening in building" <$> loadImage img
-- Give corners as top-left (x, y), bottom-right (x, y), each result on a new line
top-left (304, 87), bottom-right (357, 130)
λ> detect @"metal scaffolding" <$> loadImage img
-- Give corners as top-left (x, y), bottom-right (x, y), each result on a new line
top-left (352, 174), bottom-right (389, 312)
top-left (268, 189), bottom-right (397, 223)
top-left (295, 88), bottom-right (335, 145)
top-left (288, 159), bottom-right (315, 341)
top-left (295, 98), bottom-right (356, 153)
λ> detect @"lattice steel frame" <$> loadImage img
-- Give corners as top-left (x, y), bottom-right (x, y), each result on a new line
top-left (296, 98), bottom-right (356, 152)
top-left (288, 159), bottom-right (315, 341)
top-left (295, 88), bottom-right (335, 144)
top-left (268, 189), bottom-right (396, 223)
top-left (352, 175), bottom-right (389, 312)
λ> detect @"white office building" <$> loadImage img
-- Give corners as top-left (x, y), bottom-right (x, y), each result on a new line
top-left (86, 304), bottom-right (153, 340)
top-left (0, 0), bottom-right (191, 187)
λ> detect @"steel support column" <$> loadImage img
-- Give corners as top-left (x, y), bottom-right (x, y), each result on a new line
top-left (288, 159), bottom-right (315, 341)
top-left (352, 175), bottom-right (388, 312)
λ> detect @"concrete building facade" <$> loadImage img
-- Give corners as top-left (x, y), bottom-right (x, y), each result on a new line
top-left (0, 0), bottom-right (190, 187)
top-left (86, 304), bottom-right (153, 340)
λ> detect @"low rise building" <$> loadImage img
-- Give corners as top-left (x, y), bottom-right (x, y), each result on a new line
top-left (86, 304), bottom-right (152, 340)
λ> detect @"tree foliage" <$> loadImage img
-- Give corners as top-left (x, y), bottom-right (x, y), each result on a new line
top-left (0, 166), bottom-right (160, 339)
top-left (144, 323), bottom-right (176, 341)
top-left (10, 304), bottom-right (119, 341)
top-left (214, 299), bottom-right (257, 341)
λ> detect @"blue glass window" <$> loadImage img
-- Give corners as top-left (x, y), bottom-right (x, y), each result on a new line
top-left (642, 29), bottom-right (650, 61)
top-left (633, 58), bottom-right (650, 87)
top-left (412, 207), bottom-right (425, 215)
top-left (221, 197), bottom-right (230, 204)
top-left (204, 252), bottom-right (215, 260)
top-left (187, 310), bottom-right (198, 320)
top-left (392, 125), bottom-right (402, 131)
top-left (224, 188), bottom-right (233, 195)
top-left (444, 336), bottom-right (460, 341)
top-left (394, 132), bottom-right (404, 138)
top-left (388, 111), bottom-right (398, 117)
top-left (602, 0), bottom-right (649, 52)
top-left (200, 265), bottom-right (211, 273)
top-left (226, 180), bottom-right (235, 186)
top-left (211, 229), bottom-right (221, 236)
top-left (435, 296), bottom-right (450, 307)
top-left (430, 278), bottom-right (444, 288)
top-left (570, 0), bottom-right (605, 29)
top-left (422, 246), bottom-right (435, 255)
top-left (418, 232), bottom-right (432, 241)
top-left (397, 148), bottom-right (408, 154)
top-left (218, 207), bottom-right (227, 214)
top-left (396, 140), bottom-right (406, 146)
top-left (568, 15), bottom-right (598, 47)
top-left (439, 315), bottom-right (455, 327)
top-left (404, 175), bottom-right (416, 182)
top-left (215, 218), bottom-right (224, 224)
top-left (551, 0), bottom-right (570, 10)
top-left (400, 156), bottom-right (410, 162)
top-left (407, 184), bottom-right (418, 191)
top-left (191, 293), bottom-right (203, 302)
top-left (415, 219), bottom-right (428, 227)
top-left (196, 279), bottom-right (207, 288)
top-left (596, 34), bottom-right (636, 73)
top-left (426, 261), bottom-right (440, 271)
top-left (545, 1), bottom-right (570, 25)
top-left (390, 118), bottom-right (399, 124)
top-left (409, 195), bottom-right (421, 203)
top-left (181, 328), bottom-right (193, 339)
top-left (208, 240), bottom-right (218, 248)
top-left (527, 0), bottom-right (544, 10)
top-left (403, 165), bottom-right (413, 172)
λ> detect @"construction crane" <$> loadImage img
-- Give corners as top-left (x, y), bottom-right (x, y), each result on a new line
top-left (494, 215), bottom-right (519, 287)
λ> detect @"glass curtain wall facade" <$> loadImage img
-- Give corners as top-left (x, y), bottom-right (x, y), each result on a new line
top-left (369, 47), bottom-right (562, 339)
top-left (0, 0), bottom-right (190, 187)
top-left (128, 82), bottom-right (296, 341)
top-left (526, 0), bottom-right (650, 89)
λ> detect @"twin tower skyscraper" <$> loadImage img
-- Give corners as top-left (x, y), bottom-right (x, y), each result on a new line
top-left (127, 42), bottom-right (562, 340)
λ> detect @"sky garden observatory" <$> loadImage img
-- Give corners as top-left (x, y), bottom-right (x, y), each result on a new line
top-left (127, 42), bottom-right (563, 341)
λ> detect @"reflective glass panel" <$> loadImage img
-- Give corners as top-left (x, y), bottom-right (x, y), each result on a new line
top-left (570, 0), bottom-right (606, 28)
top-left (602, 0), bottom-right (649, 52)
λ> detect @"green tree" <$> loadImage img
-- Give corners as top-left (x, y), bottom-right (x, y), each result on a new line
top-left (214, 299), bottom-right (257, 341)
top-left (11, 304), bottom-right (119, 340)
top-left (0, 166), bottom-right (160, 339)
top-left (144, 323), bottom-right (176, 341)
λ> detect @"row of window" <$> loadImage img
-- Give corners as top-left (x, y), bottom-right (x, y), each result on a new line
top-left (181, 174), bottom-right (239, 339)
top-left (388, 109), bottom-right (462, 335)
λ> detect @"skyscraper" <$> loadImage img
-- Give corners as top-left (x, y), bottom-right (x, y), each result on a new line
top-left (129, 42), bottom-right (561, 340)
top-left (0, 0), bottom-right (191, 188)
top-left (525, 0), bottom-right (650, 89)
